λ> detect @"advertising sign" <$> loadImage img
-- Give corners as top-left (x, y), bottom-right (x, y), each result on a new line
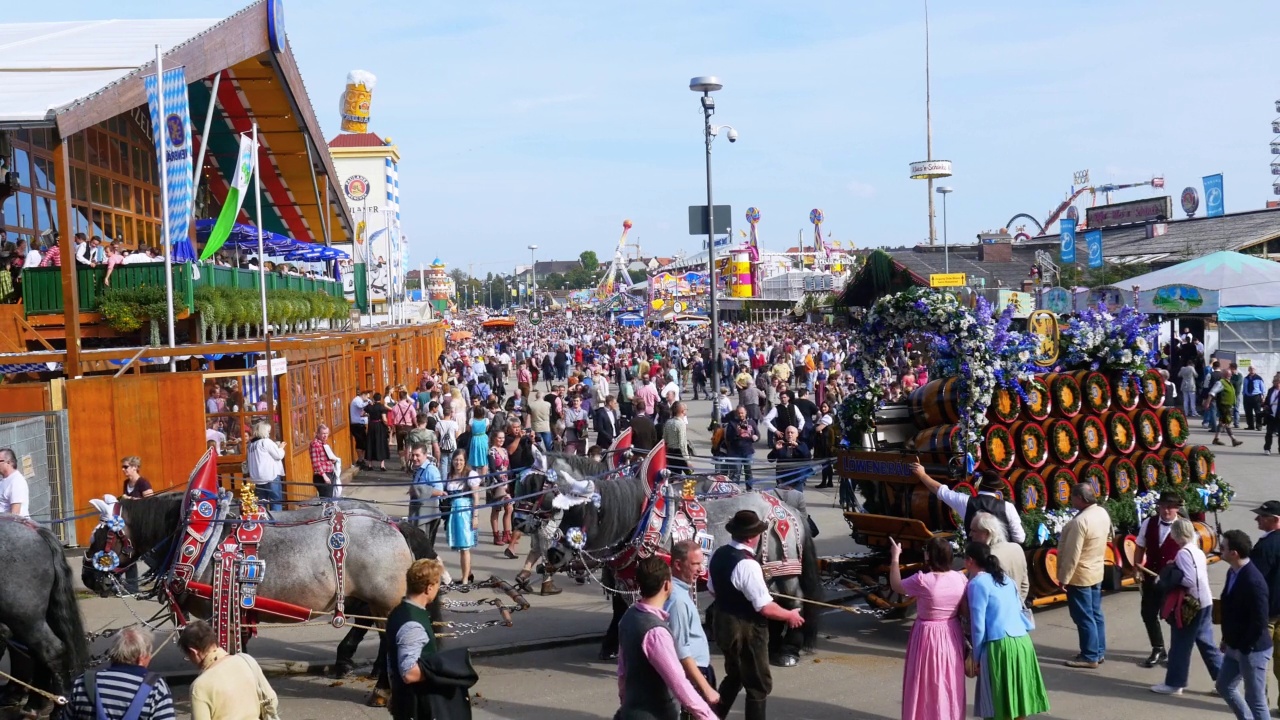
top-left (1181, 186), bottom-right (1200, 217)
top-left (1137, 285), bottom-right (1221, 315)
top-left (908, 160), bottom-right (953, 179)
top-left (1042, 286), bottom-right (1073, 315)
top-left (1203, 174), bottom-right (1224, 217)
top-left (1084, 197), bottom-right (1173, 229)
top-left (929, 272), bottom-right (967, 288)
top-left (1059, 218), bottom-right (1077, 264)
top-left (1085, 230), bottom-right (1103, 269)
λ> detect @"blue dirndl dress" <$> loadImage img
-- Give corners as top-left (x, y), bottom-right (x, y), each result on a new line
top-left (447, 476), bottom-right (478, 550)
top-left (468, 418), bottom-right (490, 468)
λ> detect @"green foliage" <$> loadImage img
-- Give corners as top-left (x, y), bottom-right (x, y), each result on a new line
top-left (1059, 262), bottom-right (1152, 289)
top-left (191, 287), bottom-right (349, 335)
top-left (579, 251), bottom-right (600, 271)
top-left (100, 286), bottom-right (189, 334)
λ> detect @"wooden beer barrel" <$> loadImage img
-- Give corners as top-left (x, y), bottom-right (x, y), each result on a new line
top-left (1007, 468), bottom-right (1048, 513)
top-left (1103, 412), bottom-right (1137, 455)
top-left (905, 486), bottom-right (958, 531)
top-left (1072, 371), bottom-right (1112, 414)
top-left (907, 378), bottom-right (962, 429)
top-left (1045, 372), bottom-right (1083, 418)
top-left (1187, 445), bottom-right (1216, 485)
top-left (1128, 408), bottom-right (1164, 451)
top-left (1159, 407), bottom-right (1190, 449)
top-left (1102, 456), bottom-right (1138, 497)
top-left (1113, 373), bottom-right (1141, 411)
top-left (1071, 460), bottom-right (1111, 500)
top-left (1140, 369), bottom-right (1167, 409)
top-left (1158, 447), bottom-right (1190, 487)
top-left (910, 424), bottom-right (967, 457)
top-left (989, 386), bottom-right (1023, 424)
top-left (1043, 465), bottom-right (1078, 509)
top-left (1043, 418), bottom-right (1080, 465)
top-left (1137, 453), bottom-right (1166, 491)
top-left (1193, 520), bottom-right (1217, 555)
top-left (1021, 377), bottom-right (1053, 421)
top-left (1075, 415), bottom-right (1108, 459)
top-left (1009, 421), bottom-right (1050, 469)
top-left (1028, 548), bottom-right (1063, 597)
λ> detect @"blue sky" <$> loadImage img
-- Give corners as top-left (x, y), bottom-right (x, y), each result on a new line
top-left (16, 1), bottom-right (1280, 274)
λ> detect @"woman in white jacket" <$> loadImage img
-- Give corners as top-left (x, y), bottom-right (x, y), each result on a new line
top-left (247, 421), bottom-right (286, 512)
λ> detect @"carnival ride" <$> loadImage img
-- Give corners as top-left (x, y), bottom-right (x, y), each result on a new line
top-left (1006, 174), bottom-right (1166, 238)
top-left (825, 290), bottom-right (1228, 616)
top-left (597, 219), bottom-right (637, 299)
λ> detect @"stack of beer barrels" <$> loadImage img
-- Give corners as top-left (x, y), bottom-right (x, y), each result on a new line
top-left (903, 367), bottom-right (1215, 599)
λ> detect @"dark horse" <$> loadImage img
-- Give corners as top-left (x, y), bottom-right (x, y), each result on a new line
top-left (0, 517), bottom-right (89, 717)
top-left (537, 455), bottom-right (823, 667)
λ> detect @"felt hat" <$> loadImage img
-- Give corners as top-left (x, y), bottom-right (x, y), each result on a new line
top-left (1252, 500), bottom-right (1280, 517)
top-left (1157, 491), bottom-right (1184, 507)
top-left (725, 510), bottom-right (768, 538)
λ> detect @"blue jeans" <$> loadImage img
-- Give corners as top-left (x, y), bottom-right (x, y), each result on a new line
top-left (1066, 583), bottom-right (1106, 662)
top-left (1204, 403), bottom-right (1217, 429)
top-left (255, 478), bottom-right (283, 513)
top-left (1165, 607), bottom-right (1222, 688)
top-left (537, 432), bottom-right (553, 452)
top-left (1182, 388), bottom-right (1198, 417)
top-left (1216, 645), bottom-right (1272, 720)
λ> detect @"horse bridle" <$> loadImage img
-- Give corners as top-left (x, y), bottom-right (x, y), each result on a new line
top-left (83, 513), bottom-right (136, 579)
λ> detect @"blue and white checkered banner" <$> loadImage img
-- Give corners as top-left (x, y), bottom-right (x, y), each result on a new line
top-left (1085, 229), bottom-right (1103, 269)
top-left (144, 66), bottom-right (197, 262)
top-left (1059, 218), bottom-right (1077, 264)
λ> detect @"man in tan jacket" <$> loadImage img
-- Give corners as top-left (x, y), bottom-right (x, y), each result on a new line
top-left (1056, 483), bottom-right (1111, 668)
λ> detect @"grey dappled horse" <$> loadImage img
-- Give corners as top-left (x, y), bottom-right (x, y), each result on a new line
top-left (537, 455), bottom-right (822, 667)
top-left (0, 518), bottom-right (88, 717)
top-left (83, 496), bottom-right (415, 628)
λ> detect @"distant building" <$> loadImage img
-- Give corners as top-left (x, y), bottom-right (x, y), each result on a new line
top-left (426, 257), bottom-right (455, 313)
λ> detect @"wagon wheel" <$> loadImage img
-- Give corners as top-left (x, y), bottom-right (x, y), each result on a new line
top-left (855, 571), bottom-right (917, 620)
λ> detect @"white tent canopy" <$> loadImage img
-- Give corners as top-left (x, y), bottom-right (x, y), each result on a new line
top-left (1118, 251), bottom-right (1280, 308)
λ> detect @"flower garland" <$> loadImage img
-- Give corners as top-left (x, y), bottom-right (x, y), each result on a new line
top-left (1113, 374), bottom-right (1141, 411)
top-left (1022, 377), bottom-right (1052, 420)
top-left (1137, 454), bottom-right (1166, 490)
top-left (1045, 418), bottom-right (1080, 465)
top-left (1187, 446), bottom-right (1216, 485)
top-left (988, 387), bottom-right (1022, 424)
top-left (1106, 413), bottom-right (1137, 454)
top-left (1161, 408), bottom-right (1190, 447)
top-left (1079, 372), bottom-right (1112, 413)
top-left (1047, 374), bottom-right (1082, 417)
top-left (1133, 409), bottom-right (1163, 451)
top-left (1014, 422), bottom-right (1050, 468)
top-left (1107, 457), bottom-right (1137, 496)
top-left (1076, 415), bottom-right (1108, 459)
top-left (982, 425), bottom-right (1016, 472)
top-left (1140, 369), bottom-right (1167, 408)
top-left (1059, 303), bottom-right (1159, 374)
top-left (1163, 450), bottom-right (1190, 486)
top-left (1021, 507), bottom-right (1078, 547)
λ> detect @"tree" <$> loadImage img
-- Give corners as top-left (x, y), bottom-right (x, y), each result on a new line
top-left (544, 272), bottom-right (567, 290)
top-left (579, 250), bottom-right (599, 271)
top-left (1058, 262), bottom-right (1151, 289)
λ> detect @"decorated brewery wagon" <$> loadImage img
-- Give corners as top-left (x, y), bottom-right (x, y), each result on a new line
top-left (827, 289), bottom-right (1232, 614)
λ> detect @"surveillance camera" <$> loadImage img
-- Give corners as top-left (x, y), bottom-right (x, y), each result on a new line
top-left (727, 129), bottom-right (739, 143)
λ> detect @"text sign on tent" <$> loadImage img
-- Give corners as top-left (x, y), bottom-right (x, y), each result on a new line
top-left (688, 205), bottom-right (732, 235)
top-left (929, 273), bottom-right (967, 288)
top-left (1137, 285), bottom-right (1220, 315)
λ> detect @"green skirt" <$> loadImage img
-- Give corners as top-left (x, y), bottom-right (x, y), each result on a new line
top-left (974, 634), bottom-right (1049, 720)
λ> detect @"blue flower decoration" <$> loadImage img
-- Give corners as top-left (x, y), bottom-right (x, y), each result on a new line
top-left (103, 516), bottom-right (125, 533)
top-left (91, 550), bottom-right (120, 572)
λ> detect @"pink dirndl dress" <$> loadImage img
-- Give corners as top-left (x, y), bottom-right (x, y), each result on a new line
top-left (901, 570), bottom-right (968, 720)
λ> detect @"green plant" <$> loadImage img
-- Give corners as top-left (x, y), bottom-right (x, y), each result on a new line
top-left (99, 286), bottom-right (189, 335)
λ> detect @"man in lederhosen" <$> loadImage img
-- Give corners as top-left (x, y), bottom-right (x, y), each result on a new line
top-left (708, 510), bottom-right (804, 720)
top-left (1133, 491), bottom-right (1186, 668)
top-left (911, 465), bottom-right (1027, 545)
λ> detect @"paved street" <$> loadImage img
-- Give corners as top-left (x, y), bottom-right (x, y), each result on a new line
top-left (39, 398), bottom-right (1280, 718)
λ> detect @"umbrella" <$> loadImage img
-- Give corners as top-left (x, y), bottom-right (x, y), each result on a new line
top-left (285, 245), bottom-right (349, 261)
top-left (449, 331), bottom-right (473, 341)
top-left (195, 219), bottom-right (296, 254)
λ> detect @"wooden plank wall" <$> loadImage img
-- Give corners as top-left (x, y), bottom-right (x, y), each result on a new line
top-left (65, 374), bottom-right (207, 542)
top-left (0, 383), bottom-right (51, 414)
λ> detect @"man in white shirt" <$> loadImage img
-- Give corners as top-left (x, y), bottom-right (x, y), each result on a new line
top-left (23, 242), bottom-right (42, 270)
top-left (349, 389), bottom-right (372, 468)
top-left (0, 448), bottom-right (31, 517)
top-left (910, 464), bottom-right (1026, 544)
top-left (661, 376), bottom-right (681, 403)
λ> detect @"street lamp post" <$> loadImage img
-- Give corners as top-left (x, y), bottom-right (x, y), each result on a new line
top-left (936, 186), bottom-right (953, 273)
top-left (527, 244), bottom-right (538, 309)
top-left (690, 75), bottom-right (735, 427)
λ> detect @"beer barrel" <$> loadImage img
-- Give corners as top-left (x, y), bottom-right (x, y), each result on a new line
top-left (1159, 407), bottom-right (1190, 449)
top-left (1007, 468), bottom-right (1048, 513)
top-left (1187, 445), bottom-right (1216, 485)
top-left (981, 424), bottom-right (1016, 472)
top-left (905, 486), bottom-right (959, 531)
top-left (1071, 460), bottom-right (1111, 500)
top-left (1043, 465), bottom-right (1078, 509)
top-left (1113, 373), bottom-right (1141, 411)
top-left (1102, 456), bottom-right (1138, 497)
top-left (1043, 418), bottom-right (1080, 465)
top-left (1193, 520), bottom-right (1217, 555)
top-left (1072, 371), bottom-right (1112, 414)
top-left (1140, 369), bottom-right (1167, 410)
top-left (1103, 412), bottom-right (1137, 455)
top-left (1029, 548), bottom-right (1064, 597)
top-left (1121, 534), bottom-right (1139, 569)
top-left (1045, 372), bottom-right (1083, 418)
top-left (911, 424), bottom-right (966, 456)
top-left (1021, 377), bottom-right (1053, 421)
top-left (989, 386), bottom-right (1023, 424)
top-left (1128, 408), bottom-right (1164, 451)
top-left (1159, 448), bottom-right (1190, 487)
top-left (1075, 415), bottom-right (1108, 459)
top-left (1009, 421), bottom-right (1049, 469)
top-left (1137, 453), bottom-right (1166, 491)
top-left (907, 378), bottom-right (962, 429)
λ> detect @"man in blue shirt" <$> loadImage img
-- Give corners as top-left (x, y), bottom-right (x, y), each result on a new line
top-left (665, 540), bottom-right (719, 713)
top-left (407, 443), bottom-right (445, 547)
top-left (1244, 366), bottom-right (1267, 431)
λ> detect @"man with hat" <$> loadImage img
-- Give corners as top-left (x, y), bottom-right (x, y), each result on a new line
top-left (910, 466), bottom-right (1026, 545)
top-left (1248, 500), bottom-right (1280, 696)
top-left (1132, 491), bottom-right (1186, 668)
top-left (708, 510), bottom-right (804, 720)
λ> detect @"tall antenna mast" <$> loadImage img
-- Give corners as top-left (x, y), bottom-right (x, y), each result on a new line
top-left (908, 0), bottom-right (952, 245)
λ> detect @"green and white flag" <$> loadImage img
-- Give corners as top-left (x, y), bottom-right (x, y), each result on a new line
top-left (200, 133), bottom-right (256, 260)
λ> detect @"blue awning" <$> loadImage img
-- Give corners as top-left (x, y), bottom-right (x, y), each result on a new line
top-left (1218, 306), bottom-right (1280, 322)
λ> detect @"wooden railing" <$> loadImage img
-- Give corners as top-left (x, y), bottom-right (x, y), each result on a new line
top-left (21, 264), bottom-right (343, 317)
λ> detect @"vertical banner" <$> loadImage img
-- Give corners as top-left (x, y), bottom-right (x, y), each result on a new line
top-left (1203, 174), bottom-right (1224, 217)
top-left (144, 66), bottom-right (195, 260)
top-left (1059, 218), bottom-right (1077, 264)
top-left (1085, 230), bottom-right (1103, 269)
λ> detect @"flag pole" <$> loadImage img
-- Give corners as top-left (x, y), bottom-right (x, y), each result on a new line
top-left (157, 44), bottom-right (177, 372)
top-left (253, 120), bottom-right (275, 433)
top-left (191, 71), bottom-right (222, 221)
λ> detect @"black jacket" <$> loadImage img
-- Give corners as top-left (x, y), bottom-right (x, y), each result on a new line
top-left (1250, 532), bottom-right (1280, 618)
top-left (1221, 561), bottom-right (1274, 654)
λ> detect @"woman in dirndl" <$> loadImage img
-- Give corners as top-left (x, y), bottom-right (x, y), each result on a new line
top-left (890, 536), bottom-right (967, 720)
top-left (468, 406), bottom-right (490, 476)
top-left (965, 542), bottom-right (1049, 720)
top-left (446, 449), bottom-right (482, 585)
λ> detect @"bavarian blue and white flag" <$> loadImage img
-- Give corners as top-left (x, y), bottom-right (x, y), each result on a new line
top-left (144, 66), bottom-right (197, 262)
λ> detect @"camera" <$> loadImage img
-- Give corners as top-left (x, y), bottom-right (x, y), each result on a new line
top-left (727, 129), bottom-right (738, 143)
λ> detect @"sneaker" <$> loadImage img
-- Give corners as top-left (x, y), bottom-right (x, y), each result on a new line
top-left (1233, 439), bottom-right (1245, 447)
top-left (1150, 684), bottom-right (1183, 695)
top-left (1265, 450), bottom-right (1272, 456)
top-left (1065, 659), bottom-right (1099, 669)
